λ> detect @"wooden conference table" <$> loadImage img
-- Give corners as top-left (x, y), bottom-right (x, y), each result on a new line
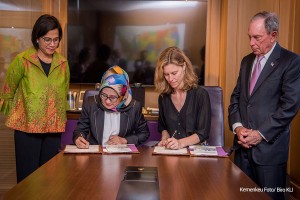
top-left (4, 147), bottom-right (270, 200)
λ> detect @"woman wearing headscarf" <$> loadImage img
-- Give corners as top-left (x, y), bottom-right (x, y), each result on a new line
top-left (73, 66), bottom-right (149, 147)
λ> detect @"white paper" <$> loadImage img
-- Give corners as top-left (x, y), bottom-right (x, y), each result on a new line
top-left (153, 146), bottom-right (188, 154)
top-left (189, 145), bottom-right (218, 156)
top-left (64, 145), bottom-right (100, 153)
top-left (104, 144), bottom-right (132, 153)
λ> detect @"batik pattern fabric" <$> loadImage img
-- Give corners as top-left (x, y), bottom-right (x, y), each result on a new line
top-left (0, 46), bottom-right (70, 133)
top-left (99, 65), bottom-right (132, 110)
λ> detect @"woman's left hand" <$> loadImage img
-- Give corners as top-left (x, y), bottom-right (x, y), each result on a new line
top-left (165, 138), bottom-right (182, 150)
top-left (106, 135), bottom-right (127, 145)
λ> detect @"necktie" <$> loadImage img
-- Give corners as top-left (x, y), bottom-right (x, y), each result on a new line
top-left (249, 56), bottom-right (264, 95)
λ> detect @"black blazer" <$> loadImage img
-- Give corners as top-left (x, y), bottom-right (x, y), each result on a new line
top-left (228, 43), bottom-right (300, 165)
top-left (73, 95), bottom-right (150, 146)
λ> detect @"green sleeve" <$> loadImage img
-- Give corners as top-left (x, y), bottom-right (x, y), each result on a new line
top-left (0, 56), bottom-right (24, 115)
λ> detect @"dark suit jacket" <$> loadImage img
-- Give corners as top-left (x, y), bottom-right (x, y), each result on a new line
top-left (228, 43), bottom-right (300, 165)
top-left (73, 96), bottom-right (150, 146)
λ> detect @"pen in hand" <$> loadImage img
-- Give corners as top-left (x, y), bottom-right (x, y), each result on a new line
top-left (171, 130), bottom-right (177, 138)
top-left (77, 135), bottom-right (89, 149)
top-left (165, 130), bottom-right (177, 148)
top-left (159, 130), bottom-right (177, 147)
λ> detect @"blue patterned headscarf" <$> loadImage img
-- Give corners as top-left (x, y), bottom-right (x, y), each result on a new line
top-left (99, 66), bottom-right (132, 110)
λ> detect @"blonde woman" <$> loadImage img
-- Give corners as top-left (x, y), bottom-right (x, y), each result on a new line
top-left (155, 46), bottom-right (211, 149)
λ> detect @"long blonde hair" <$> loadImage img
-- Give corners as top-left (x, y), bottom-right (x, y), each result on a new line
top-left (154, 46), bottom-right (198, 94)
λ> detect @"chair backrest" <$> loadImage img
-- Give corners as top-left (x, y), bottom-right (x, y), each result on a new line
top-left (201, 86), bottom-right (224, 146)
top-left (83, 90), bottom-right (99, 103)
top-left (131, 86), bottom-right (145, 107)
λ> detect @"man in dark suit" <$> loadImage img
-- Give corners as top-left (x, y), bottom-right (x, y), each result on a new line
top-left (228, 11), bottom-right (300, 200)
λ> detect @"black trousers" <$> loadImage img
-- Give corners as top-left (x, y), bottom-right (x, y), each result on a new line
top-left (234, 148), bottom-right (286, 200)
top-left (14, 130), bottom-right (62, 183)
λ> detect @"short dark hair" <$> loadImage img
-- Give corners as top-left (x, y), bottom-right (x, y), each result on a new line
top-left (31, 14), bottom-right (62, 49)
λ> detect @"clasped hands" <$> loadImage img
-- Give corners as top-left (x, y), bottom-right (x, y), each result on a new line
top-left (75, 134), bottom-right (127, 149)
top-left (235, 127), bottom-right (263, 148)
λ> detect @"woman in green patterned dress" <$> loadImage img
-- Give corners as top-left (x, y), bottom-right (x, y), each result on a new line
top-left (0, 14), bottom-right (70, 182)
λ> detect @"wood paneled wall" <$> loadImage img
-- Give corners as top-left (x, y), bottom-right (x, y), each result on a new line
top-left (206, 0), bottom-right (300, 198)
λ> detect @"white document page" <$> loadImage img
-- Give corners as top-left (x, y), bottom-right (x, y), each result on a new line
top-left (153, 146), bottom-right (188, 155)
top-left (189, 145), bottom-right (218, 156)
top-left (64, 145), bottom-right (100, 153)
top-left (104, 144), bottom-right (132, 153)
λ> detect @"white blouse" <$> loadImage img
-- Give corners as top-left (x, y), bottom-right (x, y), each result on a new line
top-left (102, 111), bottom-right (121, 145)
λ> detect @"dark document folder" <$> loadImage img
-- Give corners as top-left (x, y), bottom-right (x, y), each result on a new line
top-left (116, 166), bottom-right (160, 200)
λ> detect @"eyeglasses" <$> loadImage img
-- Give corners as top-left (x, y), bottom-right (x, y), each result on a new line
top-left (41, 37), bottom-right (60, 45)
top-left (100, 92), bottom-right (119, 103)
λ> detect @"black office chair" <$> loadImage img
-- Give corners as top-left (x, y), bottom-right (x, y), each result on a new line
top-left (201, 86), bottom-right (224, 146)
top-left (83, 89), bottom-right (99, 103)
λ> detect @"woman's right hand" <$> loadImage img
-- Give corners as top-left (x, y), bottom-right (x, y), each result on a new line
top-left (75, 136), bottom-right (90, 149)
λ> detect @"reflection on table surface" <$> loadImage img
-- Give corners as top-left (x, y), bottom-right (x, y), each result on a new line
top-left (4, 147), bottom-right (271, 200)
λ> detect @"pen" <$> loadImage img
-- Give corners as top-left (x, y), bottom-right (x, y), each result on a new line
top-left (165, 130), bottom-right (178, 149)
top-left (171, 130), bottom-right (177, 138)
top-left (203, 141), bottom-right (208, 151)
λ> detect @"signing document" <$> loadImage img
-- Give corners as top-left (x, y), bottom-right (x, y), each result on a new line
top-left (64, 145), bottom-right (101, 153)
top-left (103, 144), bottom-right (139, 154)
top-left (153, 146), bottom-right (189, 155)
top-left (189, 145), bottom-right (228, 157)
